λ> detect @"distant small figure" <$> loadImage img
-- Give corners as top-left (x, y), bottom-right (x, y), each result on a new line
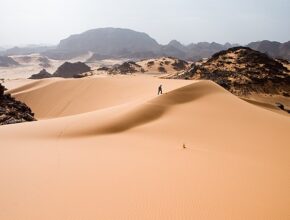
top-left (183, 143), bottom-right (186, 149)
top-left (158, 84), bottom-right (163, 95)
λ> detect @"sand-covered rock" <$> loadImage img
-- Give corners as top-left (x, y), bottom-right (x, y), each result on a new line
top-left (0, 83), bottom-right (35, 125)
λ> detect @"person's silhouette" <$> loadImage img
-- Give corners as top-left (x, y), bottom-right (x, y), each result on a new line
top-left (158, 85), bottom-right (163, 95)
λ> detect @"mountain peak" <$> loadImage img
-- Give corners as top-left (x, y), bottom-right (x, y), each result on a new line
top-left (168, 40), bottom-right (184, 47)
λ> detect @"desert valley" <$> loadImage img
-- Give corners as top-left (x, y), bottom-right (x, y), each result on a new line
top-left (0, 26), bottom-right (289, 220)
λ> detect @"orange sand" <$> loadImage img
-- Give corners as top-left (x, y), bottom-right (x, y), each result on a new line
top-left (0, 75), bottom-right (289, 220)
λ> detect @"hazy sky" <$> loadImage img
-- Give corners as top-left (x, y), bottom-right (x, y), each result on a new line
top-left (0, 0), bottom-right (289, 47)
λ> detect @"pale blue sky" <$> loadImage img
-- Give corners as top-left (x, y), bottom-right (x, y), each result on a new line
top-left (0, 0), bottom-right (289, 46)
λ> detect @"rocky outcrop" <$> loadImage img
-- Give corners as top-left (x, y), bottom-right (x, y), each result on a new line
top-left (0, 84), bottom-right (35, 125)
top-left (0, 56), bottom-right (19, 67)
top-left (179, 47), bottom-right (290, 96)
top-left (29, 69), bottom-right (52, 79)
top-left (53, 62), bottom-right (91, 78)
top-left (171, 59), bottom-right (188, 71)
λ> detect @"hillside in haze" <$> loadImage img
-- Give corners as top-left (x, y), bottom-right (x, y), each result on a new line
top-left (44, 28), bottom-right (160, 60)
top-left (247, 40), bottom-right (290, 60)
top-left (43, 28), bottom-right (238, 60)
top-left (5, 46), bottom-right (55, 56)
top-left (0, 56), bottom-right (19, 67)
top-left (2, 28), bottom-right (290, 61)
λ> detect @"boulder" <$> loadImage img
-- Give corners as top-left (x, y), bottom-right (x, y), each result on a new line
top-left (53, 62), bottom-right (91, 78)
top-left (29, 69), bottom-right (52, 79)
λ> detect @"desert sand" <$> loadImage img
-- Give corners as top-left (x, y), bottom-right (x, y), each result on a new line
top-left (0, 75), bottom-right (289, 220)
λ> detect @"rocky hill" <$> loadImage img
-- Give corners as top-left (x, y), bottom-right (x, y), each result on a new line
top-left (53, 62), bottom-right (91, 78)
top-left (0, 84), bottom-right (35, 125)
top-left (0, 56), bottom-right (19, 67)
top-left (179, 47), bottom-right (290, 96)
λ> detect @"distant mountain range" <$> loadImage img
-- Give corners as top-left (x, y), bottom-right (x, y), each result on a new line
top-left (4, 46), bottom-right (55, 56)
top-left (1, 28), bottom-right (290, 61)
top-left (247, 40), bottom-right (290, 61)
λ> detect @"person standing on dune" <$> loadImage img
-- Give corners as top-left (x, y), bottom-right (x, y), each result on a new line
top-left (158, 84), bottom-right (163, 95)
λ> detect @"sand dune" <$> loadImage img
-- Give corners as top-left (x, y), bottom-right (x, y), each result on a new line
top-left (0, 76), bottom-right (289, 220)
top-left (8, 75), bottom-right (193, 119)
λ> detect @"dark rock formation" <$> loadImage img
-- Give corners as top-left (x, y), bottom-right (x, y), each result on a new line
top-left (172, 59), bottom-right (188, 71)
top-left (0, 56), bottom-right (19, 67)
top-left (180, 47), bottom-right (290, 96)
top-left (29, 69), bottom-right (52, 79)
top-left (53, 62), bottom-right (91, 78)
top-left (0, 84), bottom-right (35, 125)
top-left (158, 66), bottom-right (167, 73)
top-left (147, 61), bottom-right (155, 67)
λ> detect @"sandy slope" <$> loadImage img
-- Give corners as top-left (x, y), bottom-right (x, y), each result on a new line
top-left (8, 75), bottom-right (193, 119)
top-left (0, 76), bottom-right (289, 220)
